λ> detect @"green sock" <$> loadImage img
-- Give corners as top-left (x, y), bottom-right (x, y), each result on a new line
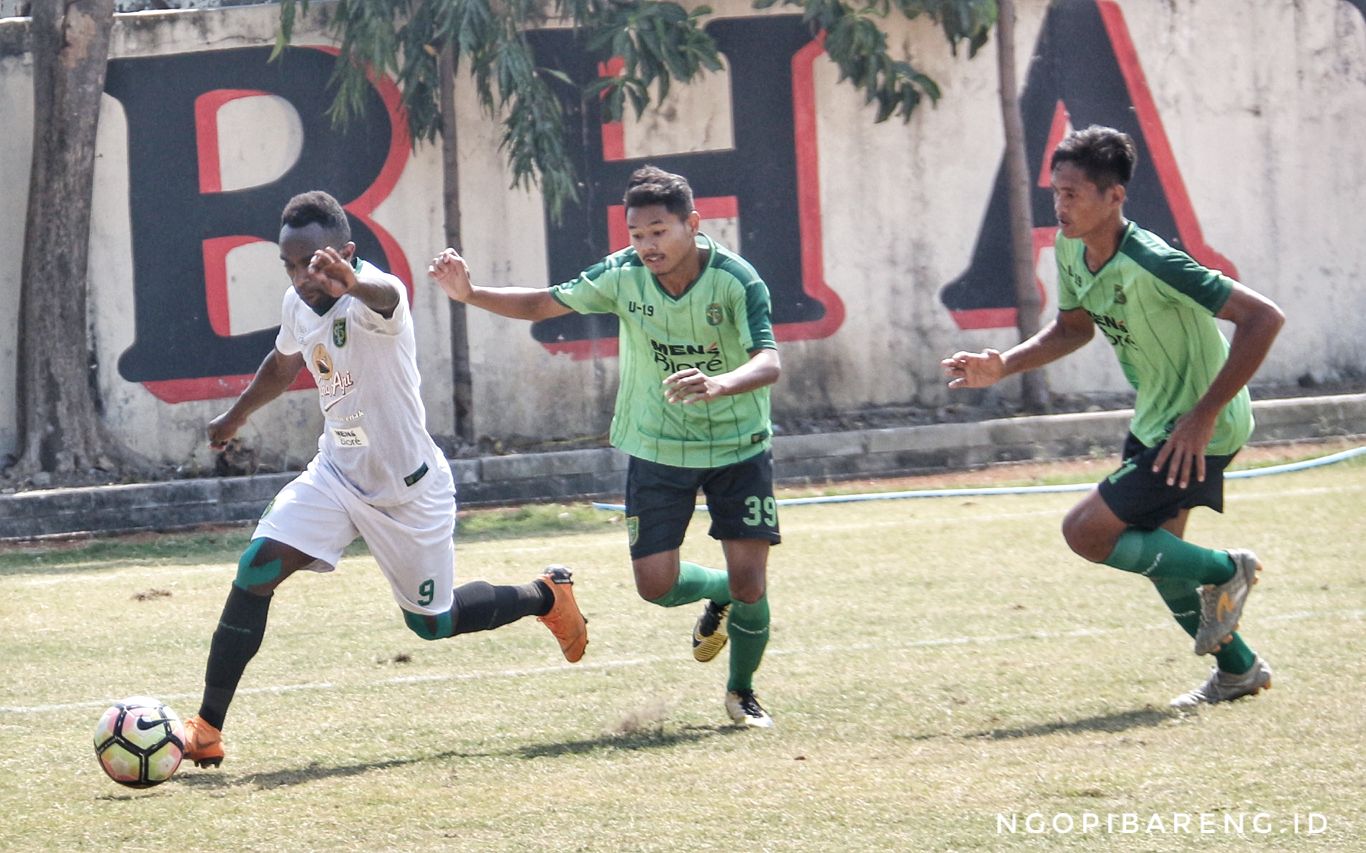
top-left (726, 595), bottom-right (770, 692)
top-left (1150, 576), bottom-right (1257, 674)
top-left (1105, 529), bottom-right (1236, 585)
top-left (648, 561), bottom-right (731, 608)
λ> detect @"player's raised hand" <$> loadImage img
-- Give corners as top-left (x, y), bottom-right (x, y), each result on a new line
top-left (308, 247), bottom-right (356, 298)
top-left (429, 248), bottom-right (473, 302)
top-left (941, 349), bottom-right (1006, 389)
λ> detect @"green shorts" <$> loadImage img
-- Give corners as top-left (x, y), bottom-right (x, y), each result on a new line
top-left (625, 450), bottom-right (781, 559)
top-left (1097, 433), bottom-right (1238, 530)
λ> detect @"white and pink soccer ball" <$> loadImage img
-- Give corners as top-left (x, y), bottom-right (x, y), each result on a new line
top-left (93, 696), bottom-right (186, 788)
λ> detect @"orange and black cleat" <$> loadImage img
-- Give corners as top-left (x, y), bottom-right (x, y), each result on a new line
top-left (536, 565), bottom-right (588, 663)
top-left (182, 715), bottom-right (225, 768)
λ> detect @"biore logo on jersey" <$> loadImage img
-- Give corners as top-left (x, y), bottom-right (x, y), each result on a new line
top-left (1088, 312), bottom-right (1134, 347)
top-left (650, 340), bottom-right (722, 374)
top-left (331, 426), bottom-right (369, 447)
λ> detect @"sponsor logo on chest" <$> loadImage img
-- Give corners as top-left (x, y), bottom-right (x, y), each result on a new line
top-left (650, 339), bottom-right (723, 374)
top-left (311, 343), bottom-right (356, 411)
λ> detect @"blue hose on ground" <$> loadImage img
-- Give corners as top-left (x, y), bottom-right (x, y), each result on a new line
top-left (590, 445), bottom-right (1366, 513)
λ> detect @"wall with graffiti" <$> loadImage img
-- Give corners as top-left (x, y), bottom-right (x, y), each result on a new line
top-left (1, 0), bottom-right (1363, 469)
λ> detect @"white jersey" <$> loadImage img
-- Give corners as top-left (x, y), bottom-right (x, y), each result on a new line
top-left (274, 259), bottom-right (451, 506)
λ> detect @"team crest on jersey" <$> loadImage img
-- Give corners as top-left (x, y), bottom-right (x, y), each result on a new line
top-left (705, 303), bottom-right (723, 326)
top-left (1113, 284), bottom-right (1127, 305)
top-left (626, 515), bottom-right (640, 547)
top-left (332, 318), bottom-right (348, 347)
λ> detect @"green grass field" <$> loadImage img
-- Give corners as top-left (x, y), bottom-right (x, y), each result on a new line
top-left (1, 452), bottom-right (1363, 851)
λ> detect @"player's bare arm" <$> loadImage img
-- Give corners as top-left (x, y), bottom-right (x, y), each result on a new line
top-left (942, 308), bottom-right (1095, 388)
top-left (208, 348), bottom-right (306, 449)
top-left (428, 248), bottom-right (573, 322)
top-left (664, 347), bottom-right (781, 405)
top-left (1152, 283), bottom-right (1285, 487)
top-left (309, 246), bottom-right (399, 318)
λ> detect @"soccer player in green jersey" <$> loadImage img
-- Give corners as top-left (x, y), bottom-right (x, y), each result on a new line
top-left (942, 126), bottom-right (1286, 708)
top-left (430, 166), bottom-right (782, 726)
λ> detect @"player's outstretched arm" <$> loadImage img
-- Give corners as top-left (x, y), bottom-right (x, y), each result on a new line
top-left (1152, 283), bottom-right (1285, 487)
top-left (208, 349), bottom-right (306, 450)
top-left (428, 248), bottom-right (573, 323)
top-left (942, 309), bottom-right (1095, 389)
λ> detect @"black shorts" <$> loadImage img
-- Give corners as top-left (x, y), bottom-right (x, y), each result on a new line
top-left (1097, 433), bottom-right (1238, 530)
top-left (625, 450), bottom-right (781, 559)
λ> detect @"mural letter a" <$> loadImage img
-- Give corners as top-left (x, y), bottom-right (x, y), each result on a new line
top-left (939, 0), bottom-right (1237, 329)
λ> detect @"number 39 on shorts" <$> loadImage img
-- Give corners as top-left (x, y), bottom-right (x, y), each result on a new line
top-left (743, 495), bottom-right (777, 527)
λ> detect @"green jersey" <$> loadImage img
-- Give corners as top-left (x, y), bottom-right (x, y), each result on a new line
top-left (549, 234), bottom-right (777, 468)
top-left (1055, 221), bottom-right (1252, 455)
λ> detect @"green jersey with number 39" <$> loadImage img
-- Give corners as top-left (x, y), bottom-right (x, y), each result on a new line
top-left (550, 234), bottom-right (777, 468)
top-left (1055, 221), bottom-right (1253, 455)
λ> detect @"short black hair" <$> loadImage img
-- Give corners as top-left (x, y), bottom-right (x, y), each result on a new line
top-left (1050, 125), bottom-right (1137, 189)
top-left (622, 166), bottom-right (694, 220)
top-left (281, 191), bottom-right (351, 244)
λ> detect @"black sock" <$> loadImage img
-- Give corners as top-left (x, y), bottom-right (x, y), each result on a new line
top-left (450, 580), bottom-right (553, 634)
top-left (198, 584), bottom-right (272, 730)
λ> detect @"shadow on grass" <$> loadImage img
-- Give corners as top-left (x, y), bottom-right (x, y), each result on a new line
top-left (901, 706), bottom-right (1178, 742)
top-left (513, 722), bottom-right (739, 759)
top-left (171, 724), bottom-right (739, 790)
top-left (963, 707), bottom-right (1177, 740)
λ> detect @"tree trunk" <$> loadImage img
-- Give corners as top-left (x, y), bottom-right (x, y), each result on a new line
top-left (14, 0), bottom-right (121, 478)
top-left (997, 0), bottom-right (1049, 413)
top-left (440, 42), bottom-right (475, 447)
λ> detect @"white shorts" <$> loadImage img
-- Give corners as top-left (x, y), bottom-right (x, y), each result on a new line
top-left (253, 455), bottom-right (456, 616)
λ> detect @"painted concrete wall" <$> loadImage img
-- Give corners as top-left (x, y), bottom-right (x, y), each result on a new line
top-left (1, 0), bottom-right (1363, 470)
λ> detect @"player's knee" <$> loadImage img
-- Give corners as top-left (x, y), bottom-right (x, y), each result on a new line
top-left (728, 581), bottom-right (765, 605)
top-left (1060, 515), bottom-right (1109, 563)
top-left (233, 539), bottom-right (290, 594)
top-left (632, 561), bottom-right (676, 603)
top-left (402, 609), bottom-right (453, 640)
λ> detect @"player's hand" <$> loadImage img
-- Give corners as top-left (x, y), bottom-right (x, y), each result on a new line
top-left (308, 247), bottom-right (356, 298)
top-left (941, 349), bottom-right (1006, 389)
top-left (663, 367), bottom-right (723, 405)
top-left (429, 248), bottom-right (474, 302)
top-left (207, 412), bottom-right (244, 450)
top-left (1151, 408), bottom-right (1217, 488)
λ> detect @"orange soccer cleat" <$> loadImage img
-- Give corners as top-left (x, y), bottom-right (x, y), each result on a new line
top-left (181, 715), bottom-right (225, 768)
top-left (536, 565), bottom-right (588, 663)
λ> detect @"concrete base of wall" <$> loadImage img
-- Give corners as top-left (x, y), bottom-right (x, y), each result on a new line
top-left (3, 394), bottom-right (1363, 541)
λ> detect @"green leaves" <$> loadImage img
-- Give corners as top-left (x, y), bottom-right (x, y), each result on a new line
top-left (764, 0), bottom-right (994, 122)
top-left (582, 3), bottom-right (722, 122)
top-left (271, 0), bottom-right (995, 220)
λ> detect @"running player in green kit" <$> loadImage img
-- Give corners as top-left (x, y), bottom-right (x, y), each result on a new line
top-left (430, 167), bottom-right (782, 726)
top-left (942, 126), bottom-right (1286, 708)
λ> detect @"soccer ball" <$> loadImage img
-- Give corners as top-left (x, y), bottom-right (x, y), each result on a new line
top-left (93, 696), bottom-right (186, 788)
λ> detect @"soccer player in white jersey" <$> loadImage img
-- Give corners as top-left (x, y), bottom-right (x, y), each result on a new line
top-left (430, 167), bottom-right (783, 727)
top-left (942, 126), bottom-right (1285, 707)
top-left (180, 191), bottom-right (588, 768)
